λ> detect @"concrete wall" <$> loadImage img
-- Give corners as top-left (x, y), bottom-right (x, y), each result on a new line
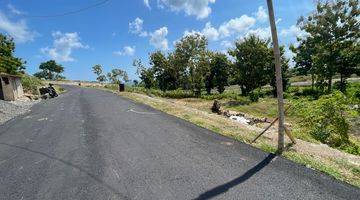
top-left (0, 76), bottom-right (24, 101)
top-left (0, 77), bottom-right (14, 101)
top-left (14, 78), bottom-right (24, 99)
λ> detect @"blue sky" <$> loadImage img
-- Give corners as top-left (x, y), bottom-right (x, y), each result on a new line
top-left (0, 0), bottom-right (315, 81)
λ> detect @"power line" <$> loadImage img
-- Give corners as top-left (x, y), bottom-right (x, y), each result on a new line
top-left (23, 0), bottom-right (111, 18)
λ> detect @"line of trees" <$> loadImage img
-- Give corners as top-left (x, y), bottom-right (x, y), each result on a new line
top-left (133, 0), bottom-right (359, 97)
top-left (133, 33), bottom-right (289, 98)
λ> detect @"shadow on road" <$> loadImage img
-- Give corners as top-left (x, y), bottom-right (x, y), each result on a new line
top-left (0, 142), bottom-right (130, 200)
top-left (194, 153), bottom-right (277, 200)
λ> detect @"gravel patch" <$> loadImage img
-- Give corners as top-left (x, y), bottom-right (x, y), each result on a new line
top-left (0, 97), bottom-right (40, 125)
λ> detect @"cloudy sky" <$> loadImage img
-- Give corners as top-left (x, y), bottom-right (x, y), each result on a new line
top-left (0, 0), bottom-right (314, 81)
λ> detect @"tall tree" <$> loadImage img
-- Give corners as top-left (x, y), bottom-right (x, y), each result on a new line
top-left (0, 34), bottom-right (25, 74)
top-left (173, 33), bottom-right (208, 92)
top-left (149, 51), bottom-right (175, 91)
top-left (298, 0), bottom-right (360, 92)
top-left (189, 51), bottom-right (211, 96)
top-left (34, 60), bottom-right (65, 80)
top-left (268, 46), bottom-right (290, 97)
top-left (290, 36), bottom-right (316, 89)
top-left (229, 35), bottom-right (271, 96)
top-left (211, 53), bottom-right (230, 94)
top-left (107, 68), bottom-right (129, 84)
top-left (92, 64), bottom-right (107, 83)
top-left (133, 59), bottom-right (155, 89)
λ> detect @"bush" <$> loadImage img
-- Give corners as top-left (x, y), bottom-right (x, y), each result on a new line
top-left (21, 75), bottom-right (43, 95)
top-left (293, 92), bottom-right (352, 149)
top-left (287, 86), bottom-right (300, 94)
top-left (104, 84), bottom-right (118, 90)
top-left (162, 90), bottom-right (195, 99)
top-left (249, 91), bottom-right (260, 102)
top-left (333, 81), bottom-right (348, 91)
top-left (294, 87), bottom-right (323, 99)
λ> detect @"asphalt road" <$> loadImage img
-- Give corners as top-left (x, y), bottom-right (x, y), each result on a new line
top-left (0, 86), bottom-right (359, 200)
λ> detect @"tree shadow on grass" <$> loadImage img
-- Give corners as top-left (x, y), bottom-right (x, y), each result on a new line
top-left (194, 153), bottom-right (277, 200)
top-left (0, 142), bottom-right (130, 200)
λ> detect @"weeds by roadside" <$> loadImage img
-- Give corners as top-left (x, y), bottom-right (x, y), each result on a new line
top-left (21, 74), bottom-right (44, 95)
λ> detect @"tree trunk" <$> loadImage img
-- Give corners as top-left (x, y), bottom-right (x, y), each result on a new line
top-left (311, 73), bottom-right (315, 90)
top-left (340, 73), bottom-right (346, 92)
top-left (240, 85), bottom-right (248, 96)
top-left (206, 87), bottom-right (211, 95)
top-left (327, 76), bottom-right (332, 92)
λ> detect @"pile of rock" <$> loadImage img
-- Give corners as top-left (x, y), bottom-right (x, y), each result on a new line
top-left (211, 100), bottom-right (270, 125)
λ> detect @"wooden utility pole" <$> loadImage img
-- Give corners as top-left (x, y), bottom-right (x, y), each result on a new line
top-left (266, 0), bottom-right (285, 152)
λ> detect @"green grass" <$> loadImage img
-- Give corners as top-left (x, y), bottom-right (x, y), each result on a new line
top-left (290, 75), bottom-right (312, 83)
top-left (54, 85), bottom-right (66, 94)
top-left (223, 97), bottom-right (278, 119)
top-left (21, 74), bottom-right (44, 95)
top-left (284, 152), bottom-right (360, 187)
top-left (257, 143), bottom-right (277, 153)
top-left (283, 151), bottom-right (344, 181)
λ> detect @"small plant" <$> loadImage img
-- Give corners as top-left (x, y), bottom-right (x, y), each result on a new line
top-left (249, 91), bottom-right (260, 102)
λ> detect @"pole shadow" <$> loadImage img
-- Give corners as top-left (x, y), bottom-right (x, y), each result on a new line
top-left (194, 153), bottom-right (277, 200)
top-left (0, 142), bottom-right (130, 200)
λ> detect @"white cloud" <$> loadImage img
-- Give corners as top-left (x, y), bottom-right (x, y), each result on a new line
top-left (149, 27), bottom-right (169, 50)
top-left (183, 30), bottom-right (201, 37)
top-left (244, 27), bottom-right (271, 40)
top-left (218, 15), bottom-right (256, 38)
top-left (220, 40), bottom-right (233, 48)
top-left (158, 0), bottom-right (216, 19)
top-left (182, 15), bottom-right (256, 41)
top-left (178, 30), bottom-right (202, 44)
top-left (113, 46), bottom-right (136, 56)
top-left (0, 11), bottom-right (36, 43)
top-left (129, 18), bottom-right (169, 50)
top-left (41, 31), bottom-right (89, 62)
top-left (129, 17), bottom-right (148, 37)
top-left (7, 4), bottom-right (25, 15)
top-left (255, 6), bottom-right (267, 22)
top-left (201, 22), bottom-right (219, 41)
top-left (280, 25), bottom-right (308, 39)
top-left (276, 18), bottom-right (282, 24)
top-left (144, 0), bottom-right (151, 9)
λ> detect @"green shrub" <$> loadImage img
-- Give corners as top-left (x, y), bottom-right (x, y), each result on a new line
top-left (162, 90), bottom-right (194, 99)
top-left (333, 81), bottom-right (348, 91)
top-left (293, 92), bottom-right (355, 152)
top-left (287, 86), bottom-right (300, 94)
top-left (21, 75), bottom-right (43, 95)
top-left (340, 142), bottom-right (360, 155)
top-left (249, 91), bottom-right (260, 102)
top-left (294, 87), bottom-right (323, 99)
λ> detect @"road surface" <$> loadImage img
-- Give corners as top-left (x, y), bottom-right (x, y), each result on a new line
top-left (0, 86), bottom-right (359, 200)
